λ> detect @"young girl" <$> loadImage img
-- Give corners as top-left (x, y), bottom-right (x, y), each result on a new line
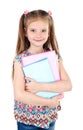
top-left (12, 10), bottom-right (72, 130)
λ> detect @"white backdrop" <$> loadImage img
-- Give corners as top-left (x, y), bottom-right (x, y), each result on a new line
top-left (0, 0), bottom-right (83, 130)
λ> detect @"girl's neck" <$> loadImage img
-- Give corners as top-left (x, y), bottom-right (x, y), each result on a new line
top-left (28, 47), bottom-right (44, 54)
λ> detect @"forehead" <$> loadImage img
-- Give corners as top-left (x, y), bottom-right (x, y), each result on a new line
top-left (27, 19), bottom-right (49, 28)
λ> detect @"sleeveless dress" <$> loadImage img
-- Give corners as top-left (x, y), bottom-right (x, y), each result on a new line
top-left (14, 49), bottom-right (61, 129)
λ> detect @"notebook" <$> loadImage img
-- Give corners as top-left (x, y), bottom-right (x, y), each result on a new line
top-left (22, 58), bottom-right (59, 98)
top-left (22, 51), bottom-right (60, 81)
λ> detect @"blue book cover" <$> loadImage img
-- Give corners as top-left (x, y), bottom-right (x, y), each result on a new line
top-left (22, 58), bottom-right (59, 98)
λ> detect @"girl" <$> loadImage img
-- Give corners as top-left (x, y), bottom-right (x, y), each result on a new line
top-left (12, 10), bottom-right (72, 130)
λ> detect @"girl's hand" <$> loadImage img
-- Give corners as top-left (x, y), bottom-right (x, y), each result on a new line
top-left (25, 77), bottom-right (41, 93)
top-left (48, 94), bottom-right (63, 108)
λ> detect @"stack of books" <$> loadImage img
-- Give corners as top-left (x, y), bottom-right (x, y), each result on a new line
top-left (21, 50), bottom-right (60, 98)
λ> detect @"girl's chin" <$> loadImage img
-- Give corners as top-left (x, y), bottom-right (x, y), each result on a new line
top-left (33, 42), bottom-right (45, 45)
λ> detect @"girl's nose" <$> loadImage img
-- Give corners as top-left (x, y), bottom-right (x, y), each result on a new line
top-left (36, 32), bottom-right (42, 37)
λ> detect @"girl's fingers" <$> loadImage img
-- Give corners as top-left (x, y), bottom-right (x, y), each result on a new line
top-left (53, 94), bottom-right (63, 101)
top-left (56, 94), bottom-right (64, 100)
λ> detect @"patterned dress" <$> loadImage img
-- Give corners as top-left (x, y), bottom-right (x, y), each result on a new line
top-left (14, 49), bottom-right (61, 129)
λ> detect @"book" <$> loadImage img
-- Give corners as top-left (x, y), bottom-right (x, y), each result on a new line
top-left (22, 51), bottom-right (60, 81)
top-left (22, 57), bottom-right (59, 98)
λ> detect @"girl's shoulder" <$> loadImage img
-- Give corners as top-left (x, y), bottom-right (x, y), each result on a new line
top-left (14, 49), bottom-right (29, 63)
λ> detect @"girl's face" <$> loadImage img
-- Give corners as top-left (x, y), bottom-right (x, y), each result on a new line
top-left (26, 19), bottom-right (49, 48)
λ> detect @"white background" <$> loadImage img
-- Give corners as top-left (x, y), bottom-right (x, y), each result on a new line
top-left (0, 0), bottom-right (83, 130)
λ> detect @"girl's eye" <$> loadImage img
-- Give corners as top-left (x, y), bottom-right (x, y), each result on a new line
top-left (31, 29), bottom-right (35, 32)
top-left (42, 29), bottom-right (46, 32)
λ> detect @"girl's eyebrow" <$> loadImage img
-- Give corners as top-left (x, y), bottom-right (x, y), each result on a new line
top-left (28, 27), bottom-right (47, 30)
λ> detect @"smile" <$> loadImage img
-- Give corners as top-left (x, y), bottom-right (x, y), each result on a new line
top-left (34, 39), bottom-right (43, 42)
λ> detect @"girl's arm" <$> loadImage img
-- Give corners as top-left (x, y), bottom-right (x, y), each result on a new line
top-left (13, 61), bottom-right (62, 108)
top-left (25, 60), bottom-right (72, 93)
